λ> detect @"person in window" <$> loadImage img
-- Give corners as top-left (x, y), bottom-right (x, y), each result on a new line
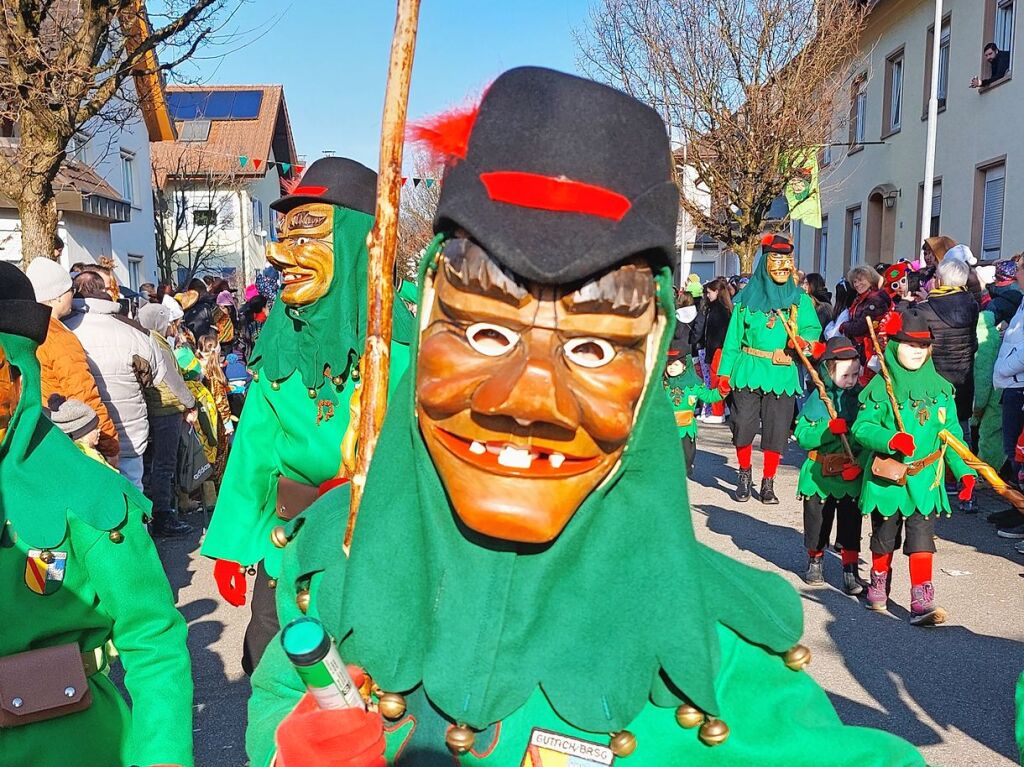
top-left (970, 42), bottom-right (1010, 88)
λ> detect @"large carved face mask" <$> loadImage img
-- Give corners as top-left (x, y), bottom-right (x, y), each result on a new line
top-left (766, 253), bottom-right (795, 284)
top-left (416, 238), bottom-right (661, 544)
top-left (267, 202), bottom-right (335, 306)
top-left (0, 342), bottom-right (20, 445)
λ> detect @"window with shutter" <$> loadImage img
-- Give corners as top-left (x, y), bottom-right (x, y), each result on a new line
top-left (930, 182), bottom-right (942, 237)
top-left (982, 166), bottom-right (1005, 258)
top-left (938, 24), bottom-right (951, 105)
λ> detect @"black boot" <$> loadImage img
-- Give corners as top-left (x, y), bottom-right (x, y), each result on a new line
top-left (150, 510), bottom-right (193, 538)
top-left (736, 468), bottom-right (752, 502)
top-left (759, 476), bottom-right (779, 504)
top-left (842, 563), bottom-right (865, 596)
top-left (803, 556), bottom-right (824, 585)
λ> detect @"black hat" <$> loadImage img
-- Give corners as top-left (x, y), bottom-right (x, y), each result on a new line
top-left (760, 233), bottom-right (794, 255)
top-left (820, 334), bottom-right (860, 361)
top-left (888, 307), bottom-right (933, 345)
top-left (667, 337), bottom-right (688, 358)
top-left (0, 261), bottom-right (50, 345)
top-left (428, 67), bottom-right (678, 285)
top-left (271, 157), bottom-right (377, 216)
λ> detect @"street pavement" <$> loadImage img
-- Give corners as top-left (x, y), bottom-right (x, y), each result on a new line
top-left (154, 422), bottom-right (1023, 766)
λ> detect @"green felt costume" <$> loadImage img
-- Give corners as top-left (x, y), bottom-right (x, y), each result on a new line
top-left (851, 341), bottom-right (976, 517)
top-left (0, 332), bottom-right (193, 767)
top-left (1015, 671), bottom-right (1024, 765)
top-left (201, 207), bottom-right (414, 576)
top-left (664, 354), bottom-right (720, 439)
top-left (972, 310), bottom-right (1004, 469)
top-left (246, 252), bottom-right (924, 767)
top-left (717, 256), bottom-right (821, 395)
top-left (795, 366), bottom-right (862, 500)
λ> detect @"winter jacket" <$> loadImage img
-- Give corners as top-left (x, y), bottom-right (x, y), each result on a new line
top-left (37, 316), bottom-right (120, 462)
top-left (183, 293), bottom-right (221, 339)
top-left (811, 300), bottom-right (832, 337)
top-left (985, 282), bottom-right (1022, 326)
top-left (973, 311), bottom-right (1004, 469)
top-left (995, 300), bottom-right (1024, 389)
top-left (696, 301), bottom-right (731, 355)
top-left (917, 290), bottom-right (980, 387)
top-left (840, 288), bottom-right (892, 357)
top-left (143, 332), bottom-right (196, 417)
top-left (64, 298), bottom-right (168, 459)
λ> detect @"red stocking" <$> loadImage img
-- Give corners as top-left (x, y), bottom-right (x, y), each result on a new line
top-left (736, 444), bottom-right (753, 470)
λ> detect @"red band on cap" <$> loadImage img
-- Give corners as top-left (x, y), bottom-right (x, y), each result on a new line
top-left (831, 345), bottom-right (856, 353)
top-left (292, 185), bottom-right (328, 197)
top-left (905, 331), bottom-right (931, 339)
top-left (479, 171), bottom-right (631, 221)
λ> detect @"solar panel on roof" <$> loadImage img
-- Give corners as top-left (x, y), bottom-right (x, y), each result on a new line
top-left (166, 92), bottom-right (205, 121)
top-left (167, 89), bottom-right (264, 122)
top-left (231, 91), bottom-right (263, 119)
top-left (203, 91), bottom-right (236, 119)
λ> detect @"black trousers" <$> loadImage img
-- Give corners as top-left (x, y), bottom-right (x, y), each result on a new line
top-left (870, 512), bottom-right (937, 555)
top-left (241, 562), bottom-right (281, 677)
top-left (142, 413), bottom-right (181, 514)
top-left (730, 388), bottom-right (797, 454)
top-left (803, 494), bottom-right (862, 552)
top-left (681, 436), bottom-right (695, 477)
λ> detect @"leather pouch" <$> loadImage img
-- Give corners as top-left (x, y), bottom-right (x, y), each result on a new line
top-left (674, 411), bottom-right (694, 428)
top-left (771, 348), bottom-right (793, 366)
top-left (276, 476), bottom-right (319, 521)
top-left (0, 643), bottom-right (91, 728)
top-left (820, 453), bottom-right (848, 477)
top-left (871, 455), bottom-right (908, 486)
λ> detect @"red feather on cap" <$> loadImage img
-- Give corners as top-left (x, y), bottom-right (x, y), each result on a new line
top-left (408, 101), bottom-right (482, 165)
top-left (880, 310), bottom-right (903, 337)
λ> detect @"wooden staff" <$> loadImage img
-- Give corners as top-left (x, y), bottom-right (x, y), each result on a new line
top-left (865, 317), bottom-right (906, 432)
top-left (938, 430), bottom-right (1024, 513)
top-left (345, 0), bottom-right (422, 552)
top-left (775, 310), bottom-right (855, 464)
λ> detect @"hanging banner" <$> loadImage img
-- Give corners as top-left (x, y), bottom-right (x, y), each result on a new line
top-left (784, 150), bottom-right (822, 229)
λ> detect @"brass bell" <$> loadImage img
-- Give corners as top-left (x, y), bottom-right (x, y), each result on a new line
top-left (783, 644), bottom-right (812, 672)
top-left (108, 530), bottom-right (125, 544)
top-left (270, 380), bottom-right (280, 391)
top-left (39, 550), bottom-right (55, 564)
top-left (267, 578), bottom-right (278, 589)
top-left (295, 589), bottom-right (310, 614)
top-left (378, 692), bottom-right (407, 720)
top-left (270, 525), bottom-right (290, 548)
top-left (698, 718), bottom-right (730, 747)
top-left (446, 724), bottom-right (475, 754)
top-left (332, 375), bottom-right (344, 386)
top-left (252, 371), bottom-right (260, 382)
top-left (609, 730), bottom-right (637, 757)
top-left (674, 703), bottom-right (705, 729)
top-left (308, 388), bottom-right (318, 399)
top-left (351, 366), bottom-right (360, 382)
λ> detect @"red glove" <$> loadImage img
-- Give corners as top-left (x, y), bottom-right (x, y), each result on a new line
top-left (828, 418), bottom-right (848, 435)
top-left (841, 464), bottom-right (862, 482)
top-left (275, 693), bottom-right (386, 767)
top-left (213, 559), bottom-right (248, 607)
top-left (888, 432), bottom-right (916, 457)
top-left (958, 475), bottom-right (976, 502)
top-left (717, 375), bottom-right (731, 397)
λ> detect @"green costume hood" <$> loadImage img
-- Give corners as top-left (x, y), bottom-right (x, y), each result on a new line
top-left (0, 332), bottom-right (148, 548)
top-left (861, 341), bottom-right (951, 407)
top-left (802, 364), bottom-right (861, 423)
top-left (734, 253), bottom-right (804, 314)
top-left (316, 239), bottom-right (803, 734)
top-left (250, 207), bottom-right (415, 401)
top-left (665, 353), bottom-right (702, 391)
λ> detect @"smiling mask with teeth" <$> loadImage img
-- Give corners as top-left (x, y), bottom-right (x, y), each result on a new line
top-left (267, 202), bottom-right (336, 306)
top-left (416, 238), bottom-right (661, 544)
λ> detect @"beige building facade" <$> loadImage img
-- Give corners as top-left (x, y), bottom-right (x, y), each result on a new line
top-left (794, 0), bottom-right (1020, 286)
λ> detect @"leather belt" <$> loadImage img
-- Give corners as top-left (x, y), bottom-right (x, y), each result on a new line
top-left (904, 449), bottom-right (942, 475)
top-left (807, 450), bottom-right (845, 463)
top-left (742, 346), bottom-right (792, 365)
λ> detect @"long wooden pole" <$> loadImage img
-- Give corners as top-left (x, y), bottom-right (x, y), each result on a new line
top-left (865, 317), bottom-right (906, 432)
top-left (938, 430), bottom-right (1024, 513)
top-left (345, 0), bottom-right (422, 552)
top-left (775, 310), bottom-right (855, 464)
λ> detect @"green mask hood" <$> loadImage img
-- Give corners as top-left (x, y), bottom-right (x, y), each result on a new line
top-left (861, 341), bottom-right (950, 407)
top-left (665, 353), bottom-right (702, 391)
top-left (315, 241), bottom-right (802, 733)
top-left (250, 207), bottom-right (414, 401)
top-left (802, 363), bottom-right (862, 423)
top-left (0, 332), bottom-right (149, 548)
top-left (734, 253), bottom-right (804, 314)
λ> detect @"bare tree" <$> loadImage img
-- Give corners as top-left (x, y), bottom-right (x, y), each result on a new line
top-left (578, 0), bottom-right (867, 272)
top-left (152, 151), bottom-right (240, 286)
top-left (0, 0), bottom-right (235, 266)
top-left (396, 151), bottom-right (441, 281)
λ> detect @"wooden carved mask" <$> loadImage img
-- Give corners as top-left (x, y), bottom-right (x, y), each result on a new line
top-left (267, 202), bottom-right (335, 306)
top-left (416, 238), bottom-right (661, 544)
top-left (766, 253), bottom-right (795, 285)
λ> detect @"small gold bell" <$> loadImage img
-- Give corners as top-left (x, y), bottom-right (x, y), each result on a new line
top-left (270, 526), bottom-right (290, 548)
top-left (270, 380), bottom-right (280, 391)
top-left (108, 530), bottom-right (125, 544)
top-left (674, 703), bottom-right (705, 729)
top-left (40, 550), bottom-right (55, 564)
top-left (446, 724), bottom-right (475, 754)
top-left (378, 692), bottom-right (407, 720)
top-left (609, 730), bottom-right (637, 757)
top-left (332, 375), bottom-right (344, 386)
top-left (295, 589), bottom-right (310, 614)
top-left (698, 718), bottom-right (730, 747)
top-left (267, 578), bottom-right (278, 589)
top-left (783, 644), bottom-right (812, 672)
top-left (308, 388), bottom-right (317, 399)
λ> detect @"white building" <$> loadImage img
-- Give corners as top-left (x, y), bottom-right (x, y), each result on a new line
top-left (150, 84), bottom-right (298, 287)
top-left (793, 0), bottom-right (1020, 285)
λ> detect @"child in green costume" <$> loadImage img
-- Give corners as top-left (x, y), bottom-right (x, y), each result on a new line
top-left (245, 68), bottom-right (924, 767)
top-left (664, 342), bottom-right (721, 476)
top-left (0, 263), bottom-right (193, 767)
top-left (793, 335), bottom-right (865, 593)
top-left (851, 308), bottom-right (977, 626)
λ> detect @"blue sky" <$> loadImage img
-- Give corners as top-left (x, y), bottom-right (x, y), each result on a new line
top-left (181, 0), bottom-right (592, 170)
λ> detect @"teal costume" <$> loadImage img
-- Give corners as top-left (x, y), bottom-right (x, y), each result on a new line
top-left (246, 251), bottom-right (924, 767)
top-left (0, 273), bottom-right (192, 766)
top-left (795, 366), bottom-right (862, 501)
top-left (664, 354), bottom-right (720, 440)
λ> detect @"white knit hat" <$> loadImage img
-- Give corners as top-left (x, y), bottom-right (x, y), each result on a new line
top-left (26, 258), bottom-right (72, 302)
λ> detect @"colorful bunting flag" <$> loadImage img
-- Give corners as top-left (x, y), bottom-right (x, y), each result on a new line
top-left (253, 158), bottom-right (263, 171)
top-left (280, 163), bottom-right (291, 175)
top-left (401, 177), bottom-right (408, 186)
top-left (425, 179), bottom-right (435, 188)
top-left (294, 164), bottom-right (304, 176)
top-left (413, 178), bottom-right (422, 188)
top-left (239, 156), bottom-right (249, 167)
